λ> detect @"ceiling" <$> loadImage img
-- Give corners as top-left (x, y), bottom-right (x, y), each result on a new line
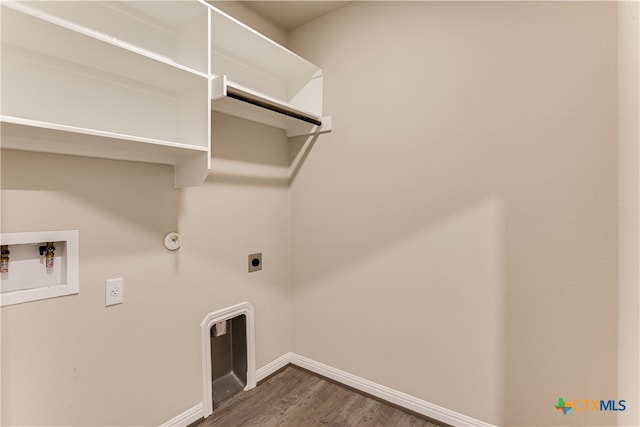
top-left (240, 1), bottom-right (352, 30)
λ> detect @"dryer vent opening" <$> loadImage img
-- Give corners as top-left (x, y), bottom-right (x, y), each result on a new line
top-left (211, 314), bottom-right (247, 408)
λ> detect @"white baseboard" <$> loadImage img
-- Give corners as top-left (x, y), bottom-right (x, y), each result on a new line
top-left (287, 353), bottom-right (496, 427)
top-left (159, 403), bottom-right (203, 427)
top-left (256, 352), bottom-right (294, 382)
top-left (161, 352), bottom-right (496, 427)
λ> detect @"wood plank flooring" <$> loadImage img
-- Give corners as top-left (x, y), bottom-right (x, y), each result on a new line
top-left (195, 366), bottom-right (446, 427)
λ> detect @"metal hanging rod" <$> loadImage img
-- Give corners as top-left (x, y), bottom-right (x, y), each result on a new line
top-left (226, 86), bottom-right (323, 127)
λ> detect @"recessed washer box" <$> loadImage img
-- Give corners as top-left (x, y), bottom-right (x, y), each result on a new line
top-left (0, 230), bottom-right (79, 307)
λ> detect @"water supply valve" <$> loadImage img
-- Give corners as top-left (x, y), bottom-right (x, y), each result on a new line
top-left (39, 242), bottom-right (56, 269)
top-left (1, 245), bottom-right (10, 273)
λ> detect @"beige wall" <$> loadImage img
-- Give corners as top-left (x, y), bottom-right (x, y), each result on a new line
top-left (288, 2), bottom-right (618, 426)
top-left (0, 2), bottom-right (625, 426)
top-left (618, 1), bottom-right (640, 426)
top-left (0, 112), bottom-right (292, 426)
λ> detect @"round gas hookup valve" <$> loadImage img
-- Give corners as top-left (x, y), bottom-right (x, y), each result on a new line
top-left (163, 232), bottom-right (182, 251)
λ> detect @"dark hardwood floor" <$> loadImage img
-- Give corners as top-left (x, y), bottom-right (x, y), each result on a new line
top-left (195, 365), bottom-right (445, 427)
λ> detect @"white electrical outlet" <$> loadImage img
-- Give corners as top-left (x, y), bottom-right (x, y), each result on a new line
top-left (105, 278), bottom-right (123, 306)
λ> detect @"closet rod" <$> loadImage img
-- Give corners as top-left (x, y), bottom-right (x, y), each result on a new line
top-left (227, 87), bottom-right (323, 127)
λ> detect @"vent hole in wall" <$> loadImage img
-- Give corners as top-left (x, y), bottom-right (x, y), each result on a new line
top-left (210, 314), bottom-right (247, 408)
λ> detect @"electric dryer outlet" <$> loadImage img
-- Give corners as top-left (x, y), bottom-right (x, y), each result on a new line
top-left (248, 253), bottom-right (262, 272)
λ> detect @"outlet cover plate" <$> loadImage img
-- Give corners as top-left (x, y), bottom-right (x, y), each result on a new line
top-left (106, 278), bottom-right (123, 306)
